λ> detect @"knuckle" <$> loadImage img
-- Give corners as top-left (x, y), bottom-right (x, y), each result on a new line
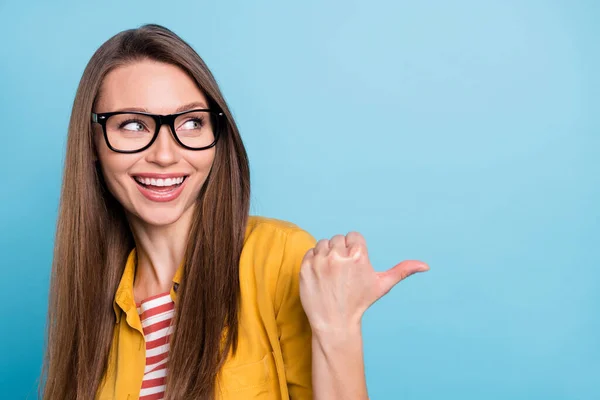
top-left (316, 239), bottom-right (329, 249)
top-left (346, 231), bottom-right (362, 239)
top-left (300, 253), bottom-right (312, 267)
top-left (331, 234), bottom-right (345, 242)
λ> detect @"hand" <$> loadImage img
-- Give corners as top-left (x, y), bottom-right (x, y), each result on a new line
top-left (299, 232), bottom-right (429, 334)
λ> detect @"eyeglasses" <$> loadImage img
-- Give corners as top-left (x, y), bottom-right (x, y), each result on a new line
top-left (91, 109), bottom-right (224, 153)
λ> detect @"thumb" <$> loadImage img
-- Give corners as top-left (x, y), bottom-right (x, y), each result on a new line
top-left (376, 260), bottom-right (430, 297)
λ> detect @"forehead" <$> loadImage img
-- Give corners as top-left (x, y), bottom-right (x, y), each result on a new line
top-left (96, 60), bottom-right (208, 113)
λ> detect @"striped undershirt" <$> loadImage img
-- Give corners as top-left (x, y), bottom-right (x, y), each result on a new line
top-left (136, 291), bottom-right (175, 400)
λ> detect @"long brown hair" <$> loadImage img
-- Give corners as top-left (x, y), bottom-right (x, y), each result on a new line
top-left (42, 24), bottom-right (250, 399)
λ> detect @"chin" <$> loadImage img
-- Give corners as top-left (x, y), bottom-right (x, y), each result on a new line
top-left (139, 212), bottom-right (184, 227)
top-left (130, 202), bottom-right (194, 227)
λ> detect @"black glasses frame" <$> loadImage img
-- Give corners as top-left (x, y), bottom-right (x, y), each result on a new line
top-left (91, 108), bottom-right (224, 154)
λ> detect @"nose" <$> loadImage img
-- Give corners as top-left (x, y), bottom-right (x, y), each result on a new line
top-left (144, 124), bottom-right (180, 166)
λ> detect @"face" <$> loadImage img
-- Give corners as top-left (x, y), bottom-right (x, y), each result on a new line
top-left (93, 60), bottom-right (216, 227)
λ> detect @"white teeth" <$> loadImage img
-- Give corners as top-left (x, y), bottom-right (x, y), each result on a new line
top-left (135, 176), bottom-right (185, 186)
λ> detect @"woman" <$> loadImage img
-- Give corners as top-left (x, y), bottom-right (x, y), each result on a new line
top-left (42, 24), bottom-right (429, 400)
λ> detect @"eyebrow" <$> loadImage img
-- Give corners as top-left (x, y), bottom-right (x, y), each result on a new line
top-left (113, 101), bottom-right (209, 114)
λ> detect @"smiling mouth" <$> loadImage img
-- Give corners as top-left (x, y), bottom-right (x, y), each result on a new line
top-left (133, 176), bottom-right (188, 191)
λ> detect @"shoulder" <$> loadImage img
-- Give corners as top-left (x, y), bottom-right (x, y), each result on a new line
top-left (245, 215), bottom-right (310, 235)
top-left (241, 216), bottom-right (317, 309)
top-left (244, 215), bottom-right (316, 250)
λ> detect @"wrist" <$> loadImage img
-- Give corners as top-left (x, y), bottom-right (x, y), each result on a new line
top-left (311, 321), bottom-right (363, 344)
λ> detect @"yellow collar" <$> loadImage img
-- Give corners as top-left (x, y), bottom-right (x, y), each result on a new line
top-left (113, 248), bottom-right (183, 323)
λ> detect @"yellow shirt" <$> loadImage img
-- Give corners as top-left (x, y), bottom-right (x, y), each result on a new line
top-left (97, 216), bottom-right (317, 399)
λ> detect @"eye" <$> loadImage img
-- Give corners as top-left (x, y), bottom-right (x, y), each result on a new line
top-left (119, 120), bottom-right (148, 132)
top-left (180, 118), bottom-right (204, 130)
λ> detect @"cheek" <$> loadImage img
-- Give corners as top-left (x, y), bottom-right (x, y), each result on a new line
top-left (193, 149), bottom-right (216, 174)
top-left (97, 159), bottom-right (121, 196)
top-left (97, 152), bottom-right (136, 196)
top-left (187, 151), bottom-right (216, 187)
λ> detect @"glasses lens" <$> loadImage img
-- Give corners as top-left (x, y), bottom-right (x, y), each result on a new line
top-left (174, 111), bottom-right (216, 149)
top-left (105, 113), bottom-right (156, 152)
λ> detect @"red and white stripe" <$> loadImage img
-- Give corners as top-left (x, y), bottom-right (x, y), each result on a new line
top-left (137, 291), bottom-right (175, 400)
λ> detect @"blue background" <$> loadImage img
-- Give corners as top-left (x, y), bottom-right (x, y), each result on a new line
top-left (0, 0), bottom-right (598, 398)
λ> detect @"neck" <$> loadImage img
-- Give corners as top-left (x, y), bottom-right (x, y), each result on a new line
top-left (127, 205), bottom-right (195, 302)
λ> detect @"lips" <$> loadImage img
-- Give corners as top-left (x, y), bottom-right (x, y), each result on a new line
top-left (134, 176), bottom-right (186, 187)
top-left (133, 175), bottom-right (188, 202)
